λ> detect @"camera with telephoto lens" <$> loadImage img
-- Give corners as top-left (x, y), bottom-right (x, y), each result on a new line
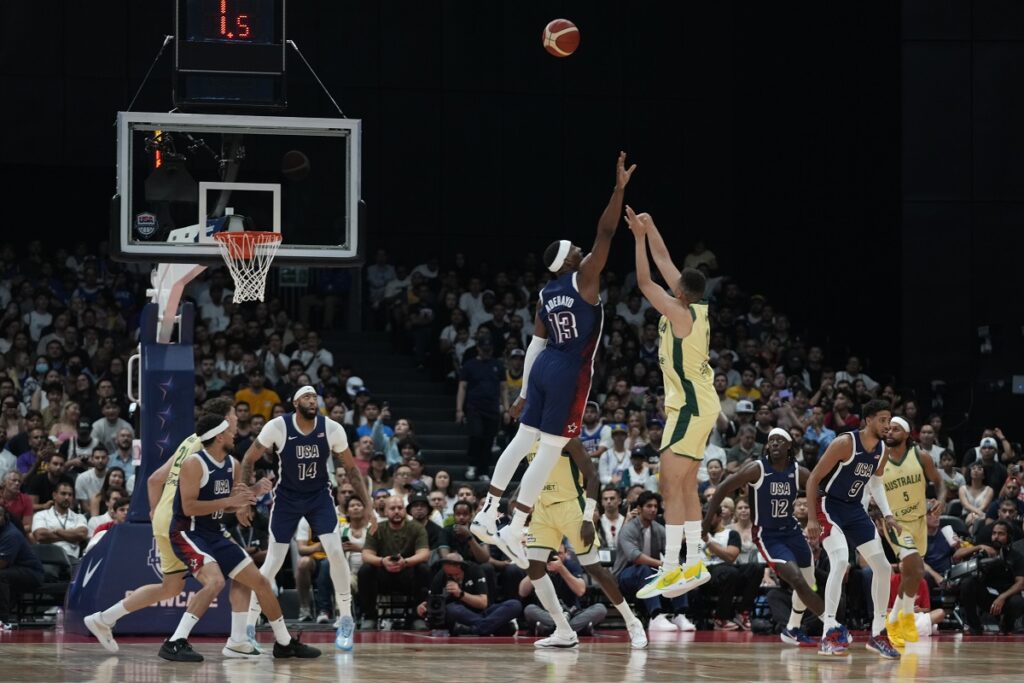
top-left (426, 592), bottom-right (447, 629)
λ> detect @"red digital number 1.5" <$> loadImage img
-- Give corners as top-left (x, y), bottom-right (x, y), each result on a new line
top-left (219, 0), bottom-right (251, 40)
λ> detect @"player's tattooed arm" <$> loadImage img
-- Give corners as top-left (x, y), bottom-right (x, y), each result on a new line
top-left (240, 440), bottom-right (270, 487)
top-left (335, 448), bottom-right (377, 533)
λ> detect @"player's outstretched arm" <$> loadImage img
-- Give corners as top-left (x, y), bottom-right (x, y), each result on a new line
top-left (703, 462), bottom-right (760, 534)
top-left (804, 435), bottom-right (852, 540)
top-left (335, 447), bottom-right (377, 534)
top-left (919, 449), bottom-right (946, 516)
top-left (626, 206), bottom-right (693, 338)
top-left (239, 440), bottom-right (270, 487)
top-left (566, 437), bottom-right (599, 547)
top-left (578, 151), bottom-right (636, 300)
top-left (644, 218), bottom-right (683, 298)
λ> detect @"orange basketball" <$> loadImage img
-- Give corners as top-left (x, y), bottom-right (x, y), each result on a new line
top-left (543, 19), bottom-right (580, 58)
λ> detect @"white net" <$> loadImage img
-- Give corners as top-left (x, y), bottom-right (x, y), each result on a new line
top-left (213, 231), bottom-right (282, 303)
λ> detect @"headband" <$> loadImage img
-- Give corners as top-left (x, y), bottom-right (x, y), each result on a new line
top-left (768, 427), bottom-right (792, 442)
top-left (890, 417), bottom-right (910, 432)
top-left (199, 420), bottom-right (229, 441)
top-left (548, 240), bottom-right (572, 272)
top-left (293, 385), bottom-right (317, 401)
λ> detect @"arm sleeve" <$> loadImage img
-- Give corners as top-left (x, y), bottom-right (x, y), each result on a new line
top-left (518, 335), bottom-right (547, 399)
top-left (867, 475), bottom-right (893, 517)
top-left (326, 418), bottom-right (350, 452)
top-left (257, 416), bottom-right (286, 450)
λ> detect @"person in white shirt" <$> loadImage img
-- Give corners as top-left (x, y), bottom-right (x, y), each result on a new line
top-left (598, 425), bottom-right (631, 486)
top-left (834, 356), bottom-right (879, 393)
top-left (198, 284), bottom-right (230, 333)
top-left (366, 249), bottom-right (397, 307)
top-left (74, 447), bottom-right (109, 511)
top-left (458, 277), bottom-right (486, 321)
top-left (31, 480), bottom-right (87, 560)
top-left (291, 331), bottom-right (334, 379)
top-left (87, 488), bottom-right (127, 537)
top-left (23, 294), bottom-right (53, 342)
top-left (599, 486), bottom-right (624, 548)
top-left (90, 400), bottom-right (133, 453)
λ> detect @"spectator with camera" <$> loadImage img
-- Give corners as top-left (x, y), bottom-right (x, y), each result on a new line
top-left (519, 544), bottom-right (606, 637)
top-left (417, 553), bottom-right (521, 636)
top-left (951, 520), bottom-right (1024, 634)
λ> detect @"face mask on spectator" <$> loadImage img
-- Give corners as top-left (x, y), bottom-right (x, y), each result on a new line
top-left (36, 363), bottom-right (49, 374)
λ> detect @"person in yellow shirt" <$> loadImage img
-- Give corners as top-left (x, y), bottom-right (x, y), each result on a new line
top-left (625, 207), bottom-right (718, 601)
top-left (879, 417), bottom-right (944, 647)
top-left (724, 368), bottom-right (762, 402)
top-left (234, 368), bottom-right (282, 421)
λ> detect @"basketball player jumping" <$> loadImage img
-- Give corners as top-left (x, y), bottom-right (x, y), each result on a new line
top-left (472, 152), bottom-right (635, 568)
top-left (239, 385), bottom-right (375, 651)
top-left (83, 398), bottom-right (271, 654)
top-left (805, 399), bottom-right (901, 659)
top-left (879, 416), bottom-right (944, 647)
top-left (623, 209), bottom-right (716, 600)
top-left (160, 414), bottom-right (320, 661)
top-left (520, 438), bottom-right (647, 649)
top-left (704, 428), bottom-right (824, 647)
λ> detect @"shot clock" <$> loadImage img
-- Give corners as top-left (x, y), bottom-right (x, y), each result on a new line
top-left (174, 0), bottom-right (287, 110)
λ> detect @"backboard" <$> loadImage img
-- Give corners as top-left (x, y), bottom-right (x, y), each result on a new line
top-left (113, 111), bottom-right (361, 266)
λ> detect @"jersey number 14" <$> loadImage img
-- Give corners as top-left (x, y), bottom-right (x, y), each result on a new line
top-left (298, 462), bottom-right (318, 481)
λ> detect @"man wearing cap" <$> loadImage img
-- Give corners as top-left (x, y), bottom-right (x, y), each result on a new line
top-left (407, 493), bottom-right (443, 549)
top-left (578, 402), bottom-right (612, 461)
top-left (472, 152), bottom-right (636, 569)
top-left (60, 418), bottom-right (101, 466)
top-left (417, 552), bottom-right (521, 636)
top-left (456, 336), bottom-right (505, 482)
top-left (598, 424), bottom-right (631, 487)
top-left (621, 449), bottom-right (658, 492)
top-left (240, 385), bottom-right (375, 651)
top-left (877, 417), bottom-right (945, 647)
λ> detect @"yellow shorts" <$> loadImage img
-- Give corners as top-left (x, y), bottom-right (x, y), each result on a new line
top-left (661, 406), bottom-right (718, 460)
top-left (526, 497), bottom-right (598, 561)
top-left (155, 533), bottom-right (187, 575)
top-left (884, 515), bottom-right (927, 560)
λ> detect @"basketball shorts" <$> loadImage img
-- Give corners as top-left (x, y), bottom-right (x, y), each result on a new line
top-left (170, 528), bottom-right (252, 578)
top-left (526, 497), bottom-right (599, 564)
top-left (753, 525), bottom-right (812, 568)
top-left (519, 352), bottom-right (592, 438)
top-left (817, 496), bottom-right (878, 549)
top-left (269, 487), bottom-right (340, 543)
top-left (661, 406), bottom-right (718, 460)
top-left (884, 515), bottom-right (927, 560)
top-left (154, 533), bottom-right (187, 575)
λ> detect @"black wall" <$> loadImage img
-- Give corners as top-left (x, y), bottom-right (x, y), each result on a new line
top-left (902, 0), bottom-right (1024, 443)
top-left (1, 2), bottom-right (902, 379)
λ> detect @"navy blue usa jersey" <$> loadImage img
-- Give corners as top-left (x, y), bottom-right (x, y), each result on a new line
top-left (821, 431), bottom-right (884, 502)
top-left (539, 272), bottom-right (603, 360)
top-left (750, 457), bottom-right (800, 530)
top-left (172, 450), bottom-right (233, 534)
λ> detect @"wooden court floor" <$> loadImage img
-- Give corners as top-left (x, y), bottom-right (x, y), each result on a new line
top-left (0, 629), bottom-right (1021, 682)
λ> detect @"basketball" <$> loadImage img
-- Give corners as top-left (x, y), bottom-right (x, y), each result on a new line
top-left (543, 19), bottom-right (579, 57)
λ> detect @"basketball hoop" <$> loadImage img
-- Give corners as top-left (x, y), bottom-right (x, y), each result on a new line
top-left (213, 231), bottom-right (282, 303)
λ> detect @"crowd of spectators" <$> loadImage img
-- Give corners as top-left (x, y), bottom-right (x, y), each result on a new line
top-left (2, 236), bottom-right (1024, 636)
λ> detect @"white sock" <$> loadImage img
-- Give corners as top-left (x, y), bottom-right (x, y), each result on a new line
top-left (664, 524), bottom-right (684, 572)
top-left (614, 600), bottom-right (641, 627)
top-left (489, 427), bottom-right (539, 490)
top-left (788, 608), bottom-right (805, 630)
top-left (481, 493), bottom-right (501, 520)
top-left (269, 616), bottom-right (291, 646)
top-left (230, 611), bottom-right (247, 644)
top-left (248, 541), bottom-right (289, 628)
top-left (508, 509), bottom-right (529, 535)
top-left (515, 439), bottom-right (566, 510)
top-left (100, 600), bottom-right (128, 626)
top-left (532, 574), bottom-right (572, 633)
top-left (683, 521), bottom-right (702, 566)
top-left (319, 533), bottom-right (353, 619)
top-left (888, 592), bottom-right (902, 623)
top-left (170, 612), bottom-right (199, 642)
top-left (822, 545), bottom-right (848, 632)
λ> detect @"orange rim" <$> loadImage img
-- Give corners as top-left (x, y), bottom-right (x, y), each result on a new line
top-left (213, 231), bottom-right (282, 260)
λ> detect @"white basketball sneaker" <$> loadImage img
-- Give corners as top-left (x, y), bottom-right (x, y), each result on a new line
top-left (535, 628), bottom-right (579, 649)
top-left (84, 613), bottom-right (119, 653)
top-left (627, 620), bottom-right (649, 649)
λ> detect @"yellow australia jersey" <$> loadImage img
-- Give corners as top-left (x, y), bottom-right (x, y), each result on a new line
top-left (658, 303), bottom-right (717, 413)
top-left (526, 443), bottom-right (584, 507)
top-left (883, 446), bottom-right (927, 521)
top-left (151, 434), bottom-right (203, 537)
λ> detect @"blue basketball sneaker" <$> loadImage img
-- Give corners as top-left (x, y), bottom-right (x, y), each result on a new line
top-left (335, 615), bottom-right (355, 651)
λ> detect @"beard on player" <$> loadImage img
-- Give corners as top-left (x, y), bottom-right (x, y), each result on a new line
top-left (297, 401), bottom-right (318, 419)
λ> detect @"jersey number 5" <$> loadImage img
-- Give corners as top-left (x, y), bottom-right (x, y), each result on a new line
top-left (548, 311), bottom-right (579, 343)
top-left (298, 462), bottom-right (317, 481)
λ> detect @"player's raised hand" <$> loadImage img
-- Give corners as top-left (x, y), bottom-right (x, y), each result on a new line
top-left (252, 477), bottom-right (273, 497)
top-left (805, 517), bottom-right (822, 541)
top-left (236, 505), bottom-right (253, 528)
top-left (884, 516), bottom-right (902, 537)
top-left (615, 151), bottom-right (637, 191)
top-left (624, 205), bottom-right (649, 238)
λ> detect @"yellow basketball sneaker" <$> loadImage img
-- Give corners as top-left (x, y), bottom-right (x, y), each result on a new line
top-left (636, 566), bottom-right (682, 599)
top-left (898, 611), bottom-right (919, 643)
top-left (885, 614), bottom-right (905, 648)
top-left (637, 561), bottom-right (710, 599)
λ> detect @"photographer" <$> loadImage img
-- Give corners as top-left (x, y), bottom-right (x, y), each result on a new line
top-left (951, 520), bottom-right (1024, 634)
top-left (417, 553), bottom-right (521, 636)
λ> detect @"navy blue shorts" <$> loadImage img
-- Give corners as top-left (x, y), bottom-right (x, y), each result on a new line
top-left (818, 496), bottom-right (878, 549)
top-left (170, 527), bottom-right (252, 578)
top-left (519, 351), bottom-right (593, 438)
top-left (753, 525), bottom-right (812, 568)
top-left (269, 487), bottom-right (339, 543)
